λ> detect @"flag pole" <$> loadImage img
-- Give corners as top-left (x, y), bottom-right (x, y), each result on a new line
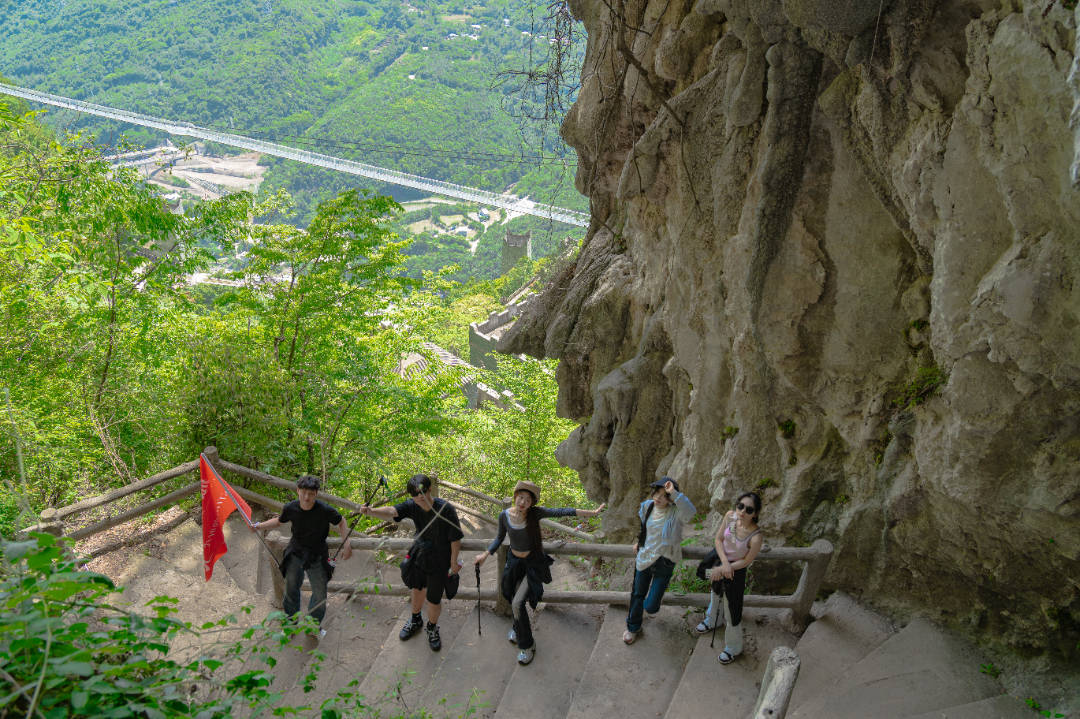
top-left (201, 453), bottom-right (283, 573)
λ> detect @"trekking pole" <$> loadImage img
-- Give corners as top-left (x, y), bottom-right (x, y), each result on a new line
top-left (710, 579), bottom-right (725, 649)
top-left (475, 563), bottom-right (482, 636)
top-left (331, 476), bottom-right (388, 564)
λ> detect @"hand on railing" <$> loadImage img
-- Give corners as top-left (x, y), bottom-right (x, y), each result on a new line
top-left (473, 551), bottom-right (489, 567)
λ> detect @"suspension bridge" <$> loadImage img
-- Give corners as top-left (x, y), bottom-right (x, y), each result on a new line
top-left (0, 84), bottom-right (590, 228)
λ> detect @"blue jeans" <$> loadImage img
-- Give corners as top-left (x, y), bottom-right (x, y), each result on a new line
top-left (626, 556), bottom-right (675, 633)
top-left (282, 555), bottom-right (329, 624)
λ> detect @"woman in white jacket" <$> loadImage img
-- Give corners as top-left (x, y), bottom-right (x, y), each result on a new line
top-left (623, 477), bottom-right (696, 644)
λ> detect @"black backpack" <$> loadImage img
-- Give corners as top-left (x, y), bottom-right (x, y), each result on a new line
top-left (400, 536), bottom-right (433, 589)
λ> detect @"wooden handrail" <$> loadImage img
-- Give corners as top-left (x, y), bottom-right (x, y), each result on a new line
top-left (45, 459), bottom-right (199, 521)
top-left (269, 535), bottom-right (832, 624)
top-left (66, 482), bottom-right (200, 541)
top-left (322, 536), bottom-right (829, 564)
top-left (434, 477), bottom-right (595, 542)
top-left (435, 478), bottom-right (507, 507)
top-left (43, 450), bottom-right (832, 631)
top-left (215, 459), bottom-right (366, 513)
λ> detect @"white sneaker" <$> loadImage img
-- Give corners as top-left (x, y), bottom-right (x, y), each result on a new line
top-left (517, 646), bottom-right (535, 665)
top-left (507, 628), bottom-right (517, 645)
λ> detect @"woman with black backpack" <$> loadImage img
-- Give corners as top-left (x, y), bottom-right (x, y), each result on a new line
top-left (473, 480), bottom-right (604, 665)
top-left (624, 477), bottom-right (696, 644)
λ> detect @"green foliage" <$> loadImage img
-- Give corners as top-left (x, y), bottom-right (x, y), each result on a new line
top-left (755, 477), bottom-right (775, 491)
top-left (908, 318), bottom-right (929, 331)
top-left (669, 562), bottom-right (709, 596)
top-left (0, 101), bottom-right (250, 512)
top-left (721, 426), bottom-right (739, 440)
top-left (1025, 697), bottom-right (1065, 718)
top-left (979, 662), bottom-right (1000, 678)
top-left (0, 533), bottom-right (475, 718)
top-left (777, 419), bottom-right (796, 439)
top-left (0, 101), bottom-right (596, 540)
top-left (896, 366), bottom-right (947, 409)
top-left (0, 533), bottom-right (266, 717)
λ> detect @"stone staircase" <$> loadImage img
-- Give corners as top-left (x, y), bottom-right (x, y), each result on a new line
top-left (88, 514), bottom-right (1034, 718)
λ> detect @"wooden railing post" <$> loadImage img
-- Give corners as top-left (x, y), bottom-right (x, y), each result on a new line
top-left (202, 445), bottom-right (220, 470)
top-left (790, 539), bottom-right (833, 631)
top-left (264, 533), bottom-right (286, 609)
top-left (36, 508), bottom-right (63, 536)
top-left (750, 646), bottom-right (800, 719)
top-left (495, 544), bottom-right (511, 616)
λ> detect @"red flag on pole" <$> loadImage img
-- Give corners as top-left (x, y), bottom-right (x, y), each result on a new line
top-left (200, 454), bottom-right (253, 581)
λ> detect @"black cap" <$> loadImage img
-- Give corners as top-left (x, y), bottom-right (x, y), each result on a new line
top-left (650, 476), bottom-right (679, 493)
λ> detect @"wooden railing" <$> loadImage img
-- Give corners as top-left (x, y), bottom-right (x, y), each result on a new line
top-left (432, 477), bottom-right (595, 541)
top-left (30, 446), bottom-right (833, 630)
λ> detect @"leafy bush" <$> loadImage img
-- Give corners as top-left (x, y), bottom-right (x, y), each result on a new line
top-left (0, 533), bottom-right (459, 718)
top-left (0, 533), bottom-right (274, 717)
top-left (896, 366), bottom-right (947, 408)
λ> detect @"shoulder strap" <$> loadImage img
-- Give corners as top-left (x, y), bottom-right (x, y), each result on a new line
top-left (637, 501), bottom-right (654, 547)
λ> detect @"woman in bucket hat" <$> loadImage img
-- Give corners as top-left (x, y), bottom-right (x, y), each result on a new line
top-left (474, 480), bottom-right (604, 665)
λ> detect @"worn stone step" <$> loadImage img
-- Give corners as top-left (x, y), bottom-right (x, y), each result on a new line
top-left (492, 604), bottom-right (604, 719)
top-left (564, 604), bottom-right (695, 719)
top-left (907, 693), bottom-right (1034, 719)
top-left (789, 591), bottom-right (895, 710)
top-left (273, 592), bottom-right (406, 711)
top-left (355, 601), bottom-right (470, 713)
top-left (665, 608), bottom-right (799, 719)
top-left (418, 605), bottom-right (516, 718)
top-left (789, 618), bottom-right (1003, 719)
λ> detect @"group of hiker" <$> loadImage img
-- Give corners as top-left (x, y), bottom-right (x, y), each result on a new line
top-left (252, 472), bottom-right (764, 667)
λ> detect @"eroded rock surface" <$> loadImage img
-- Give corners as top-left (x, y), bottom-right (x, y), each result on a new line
top-left (501, 0), bottom-right (1080, 655)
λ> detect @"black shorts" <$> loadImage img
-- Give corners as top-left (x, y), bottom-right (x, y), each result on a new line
top-left (416, 569), bottom-right (447, 605)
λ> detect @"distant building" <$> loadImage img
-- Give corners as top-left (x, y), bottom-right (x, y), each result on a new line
top-left (501, 230), bottom-right (532, 274)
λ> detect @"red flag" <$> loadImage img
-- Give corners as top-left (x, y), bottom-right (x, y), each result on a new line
top-left (200, 454), bottom-right (253, 581)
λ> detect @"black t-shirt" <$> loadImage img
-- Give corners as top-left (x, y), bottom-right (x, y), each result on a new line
top-left (393, 497), bottom-right (464, 570)
top-left (279, 499), bottom-right (343, 554)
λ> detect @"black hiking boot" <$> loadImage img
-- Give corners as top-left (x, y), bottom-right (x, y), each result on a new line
top-left (426, 622), bottom-right (442, 651)
top-left (399, 614), bottom-right (423, 641)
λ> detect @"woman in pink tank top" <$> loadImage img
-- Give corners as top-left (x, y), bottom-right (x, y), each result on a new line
top-left (695, 491), bottom-right (764, 665)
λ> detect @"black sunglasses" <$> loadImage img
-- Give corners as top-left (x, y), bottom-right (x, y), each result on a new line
top-left (735, 502), bottom-right (756, 514)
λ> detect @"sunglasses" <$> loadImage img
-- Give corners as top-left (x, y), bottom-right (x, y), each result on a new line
top-left (735, 502), bottom-right (756, 514)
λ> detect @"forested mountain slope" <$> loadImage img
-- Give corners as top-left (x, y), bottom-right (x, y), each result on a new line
top-left (0, 0), bottom-right (585, 219)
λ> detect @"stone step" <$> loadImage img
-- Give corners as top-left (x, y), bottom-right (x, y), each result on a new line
top-left (789, 618), bottom-right (1004, 719)
top-left (665, 608), bottom-right (799, 719)
top-left (355, 601), bottom-right (470, 713)
top-left (273, 592), bottom-right (406, 711)
top-left (907, 693), bottom-right (1034, 719)
top-left (492, 604), bottom-right (604, 719)
top-left (564, 605), bottom-right (696, 719)
top-left (418, 605), bottom-right (516, 717)
top-left (788, 591), bottom-right (895, 710)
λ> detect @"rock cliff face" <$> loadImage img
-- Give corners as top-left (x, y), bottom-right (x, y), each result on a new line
top-left (500, 0), bottom-right (1080, 654)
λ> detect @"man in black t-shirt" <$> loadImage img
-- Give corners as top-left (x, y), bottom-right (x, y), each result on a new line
top-left (253, 474), bottom-right (351, 629)
top-left (361, 474), bottom-right (463, 651)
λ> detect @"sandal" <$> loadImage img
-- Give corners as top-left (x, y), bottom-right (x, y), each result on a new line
top-left (694, 621), bottom-right (712, 634)
top-left (718, 650), bottom-right (736, 664)
top-left (622, 630), bottom-right (639, 645)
